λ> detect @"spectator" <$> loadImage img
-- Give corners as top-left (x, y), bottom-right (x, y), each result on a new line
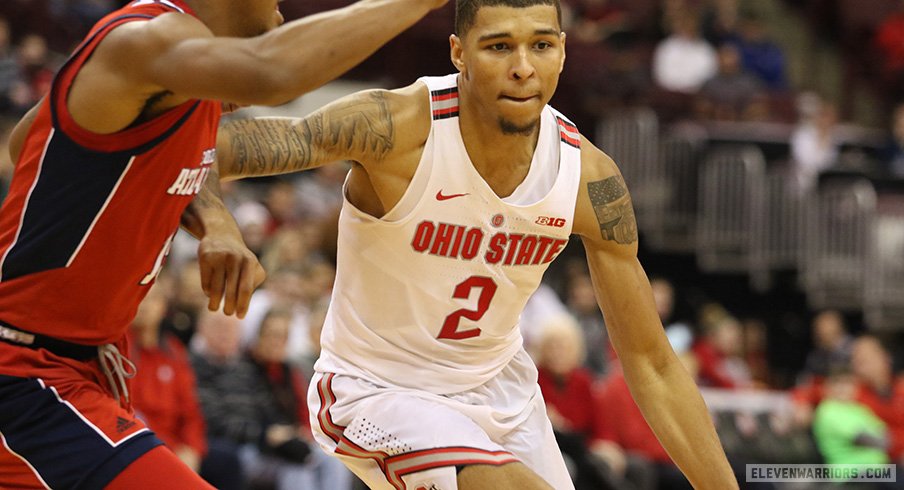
top-left (263, 179), bottom-right (301, 236)
top-left (591, 353), bottom-right (697, 490)
top-left (521, 282), bottom-right (569, 358)
top-left (790, 94), bottom-right (840, 193)
top-left (567, 0), bottom-right (628, 44)
top-left (692, 313), bottom-right (752, 389)
top-left (243, 307), bottom-right (354, 490)
top-left (801, 309), bottom-right (853, 381)
top-left (298, 300), bottom-right (329, 375)
top-left (650, 277), bottom-right (693, 355)
top-left (0, 17), bottom-right (28, 114)
top-left (189, 310), bottom-right (253, 490)
top-left (741, 317), bottom-right (771, 388)
top-left (812, 367), bottom-right (889, 465)
top-left (850, 336), bottom-right (904, 464)
top-left (874, 0), bottom-right (904, 101)
top-left (881, 102), bottom-right (904, 178)
top-left (294, 163), bottom-right (349, 222)
top-left (791, 335), bottom-right (904, 464)
top-left (128, 278), bottom-right (207, 474)
top-left (695, 43), bottom-right (764, 122)
top-left (652, 12), bottom-right (717, 94)
top-left (15, 33), bottom-right (56, 108)
top-left (565, 271), bottom-right (610, 375)
top-left (727, 13), bottom-right (787, 90)
top-left (241, 267), bottom-right (314, 362)
top-left (169, 260), bottom-right (212, 346)
top-left (535, 313), bottom-right (609, 490)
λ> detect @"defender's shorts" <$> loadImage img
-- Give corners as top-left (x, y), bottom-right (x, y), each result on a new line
top-left (0, 342), bottom-right (162, 489)
top-left (308, 350), bottom-right (575, 490)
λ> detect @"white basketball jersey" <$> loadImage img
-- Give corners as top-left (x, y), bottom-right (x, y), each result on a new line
top-left (316, 74), bottom-right (582, 394)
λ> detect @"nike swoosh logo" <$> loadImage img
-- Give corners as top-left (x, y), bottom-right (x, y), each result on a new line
top-left (435, 190), bottom-right (469, 201)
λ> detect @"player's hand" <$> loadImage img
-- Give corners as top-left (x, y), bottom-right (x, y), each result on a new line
top-left (198, 233), bottom-right (266, 318)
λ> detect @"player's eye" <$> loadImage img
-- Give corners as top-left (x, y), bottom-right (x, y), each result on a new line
top-left (490, 43), bottom-right (508, 51)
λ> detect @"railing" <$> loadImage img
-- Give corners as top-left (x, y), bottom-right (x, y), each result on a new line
top-left (802, 178), bottom-right (877, 311)
top-left (865, 195), bottom-right (904, 330)
top-left (595, 111), bottom-right (903, 329)
top-left (696, 145), bottom-right (766, 273)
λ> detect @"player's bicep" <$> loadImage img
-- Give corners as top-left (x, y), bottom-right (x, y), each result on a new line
top-left (573, 142), bottom-right (639, 249)
top-left (102, 14), bottom-right (278, 104)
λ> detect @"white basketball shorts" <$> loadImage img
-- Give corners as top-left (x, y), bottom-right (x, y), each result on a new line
top-left (307, 350), bottom-right (574, 490)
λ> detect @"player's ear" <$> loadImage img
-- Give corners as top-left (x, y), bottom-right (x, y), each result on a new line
top-left (450, 34), bottom-right (466, 75)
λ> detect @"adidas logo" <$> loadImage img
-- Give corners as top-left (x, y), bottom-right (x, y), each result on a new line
top-left (116, 416), bottom-right (136, 433)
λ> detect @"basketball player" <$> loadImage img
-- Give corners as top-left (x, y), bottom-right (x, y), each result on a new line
top-left (215, 0), bottom-right (738, 487)
top-left (0, 0), bottom-right (447, 488)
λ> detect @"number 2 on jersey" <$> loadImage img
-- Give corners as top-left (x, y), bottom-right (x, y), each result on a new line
top-left (438, 276), bottom-right (498, 340)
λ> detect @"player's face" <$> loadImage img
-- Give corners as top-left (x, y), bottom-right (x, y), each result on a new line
top-left (451, 5), bottom-right (565, 134)
top-left (229, 0), bottom-right (285, 37)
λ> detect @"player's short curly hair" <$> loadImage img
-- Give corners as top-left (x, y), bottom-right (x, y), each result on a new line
top-left (454, 0), bottom-right (562, 36)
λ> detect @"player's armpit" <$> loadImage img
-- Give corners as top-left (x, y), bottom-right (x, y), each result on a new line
top-left (217, 90), bottom-right (396, 180)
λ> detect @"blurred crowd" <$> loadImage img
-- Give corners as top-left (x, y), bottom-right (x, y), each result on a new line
top-left (1, 1), bottom-right (904, 489)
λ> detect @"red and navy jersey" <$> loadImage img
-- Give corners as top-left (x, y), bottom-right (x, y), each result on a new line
top-left (0, 0), bottom-right (221, 344)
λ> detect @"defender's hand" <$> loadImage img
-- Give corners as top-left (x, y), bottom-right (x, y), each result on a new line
top-left (198, 234), bottom-right (266, 318)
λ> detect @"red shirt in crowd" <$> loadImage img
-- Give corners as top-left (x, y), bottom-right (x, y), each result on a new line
top-left (128, 332), bottom-right (207, 457)
top-left (592, 367), bottom-right (672, 463)
top-left (537, 366), bottom-right (598, 437)
top-left (692, 340), bottom-right (740, 389)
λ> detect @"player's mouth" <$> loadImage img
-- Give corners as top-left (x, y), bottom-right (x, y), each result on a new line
top-left (499, 94), bottom-right (539, 103)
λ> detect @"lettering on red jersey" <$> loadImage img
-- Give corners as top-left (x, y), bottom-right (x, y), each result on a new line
top-left (166, 148), bottom-right (215, 196)
top-left (411, 220), bottom-right (567, 266)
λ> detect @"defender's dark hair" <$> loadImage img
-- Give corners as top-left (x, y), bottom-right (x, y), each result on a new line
top-left (455, 0), bottom-right (562, 36)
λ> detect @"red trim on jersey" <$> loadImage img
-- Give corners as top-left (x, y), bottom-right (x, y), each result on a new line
top-left (431, 91), bottom-right (458, 102)
top-left (337, 436), bottom-right (519, 490)
top-left (316, 373), bottom-right (346, 444)
top-left (556, 116), bottom-right (581, 148)
top-left (432, 106), bottom-right (459, 117)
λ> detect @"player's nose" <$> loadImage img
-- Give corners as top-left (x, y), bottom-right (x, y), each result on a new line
top-left (510, 47), bottom-right (535, 81)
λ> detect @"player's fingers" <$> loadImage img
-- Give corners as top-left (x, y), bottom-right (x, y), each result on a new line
top-left (235, 258), bottom-right (257, 319)
top-left (198, 255), bottom-right (214, 297)
top-left (221, 254), bottom-right (241, 316)
top-left (207, 263), bottom-right (227, 312)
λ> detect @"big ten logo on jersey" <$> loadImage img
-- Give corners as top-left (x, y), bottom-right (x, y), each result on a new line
top-left (535, 215), bottom-right (566, 228)
top-left (166, 148), bottom-right (216, 196)
top-left (410, 220), bottom-right (568, 266)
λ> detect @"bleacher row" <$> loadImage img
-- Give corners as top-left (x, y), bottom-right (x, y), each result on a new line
top-left (596, 108), bottom-right (904, 331)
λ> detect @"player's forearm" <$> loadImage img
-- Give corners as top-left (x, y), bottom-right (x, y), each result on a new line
top-left (248, 0), bottom-right (437, 104)
top-left (623, 355), bottom-right (738, 489)
top-left (216, 117), bottom-right (332, 180)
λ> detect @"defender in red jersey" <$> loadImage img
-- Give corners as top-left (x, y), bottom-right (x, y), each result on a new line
top-left (0, 0), bottom-right (448, 487)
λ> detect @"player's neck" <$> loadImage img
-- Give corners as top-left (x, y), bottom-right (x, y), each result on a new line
top-left (458, 107), bottom-right (539, 197)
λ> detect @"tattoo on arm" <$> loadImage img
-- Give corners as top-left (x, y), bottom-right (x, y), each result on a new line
top-left (587, 176), bottom-right (638, 244)
top-left (224, 91), bottom-right (394, 178)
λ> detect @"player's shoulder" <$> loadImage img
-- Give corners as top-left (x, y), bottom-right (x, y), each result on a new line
top-left (578, 134), bottom-right (619, 184)
top-left (379, 80), bottom-right (432, 147)
top-left (98, 10), bottom-right (212, 62)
